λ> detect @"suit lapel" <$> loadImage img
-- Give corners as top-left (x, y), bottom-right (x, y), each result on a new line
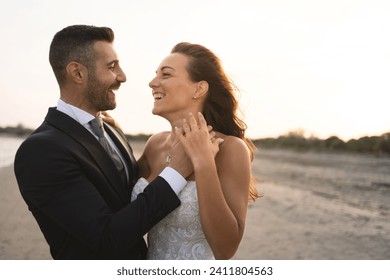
top-left (45, 108), bottom-right (128, 203)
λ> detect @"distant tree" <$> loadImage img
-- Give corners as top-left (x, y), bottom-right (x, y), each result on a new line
top-left (277, 130), bottom-right (308, 149)
top-left (346, 136), bottom-right (383, 154)
top-left (324, 136), bottom-right (346, 150)
top-left (0, 123), bottom-right (33, 136)
top-left (287, 129), bottom-right (305, 138)
top-left (252, 131), bottom-right (390, 156)
top-left (379, 133), bottom-right (390, 155)
top-left (307, 136), bottom-right (324, 150)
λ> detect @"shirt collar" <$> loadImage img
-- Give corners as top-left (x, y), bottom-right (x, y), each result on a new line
top-left (56, 99), bottom-right (97, 126)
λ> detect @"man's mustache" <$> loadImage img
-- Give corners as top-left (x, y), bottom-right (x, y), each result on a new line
top-left (110, 81), bottom-right (121, 90)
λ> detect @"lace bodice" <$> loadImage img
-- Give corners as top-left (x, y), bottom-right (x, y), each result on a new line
top-left (131, 178), bottom-right (214, 260)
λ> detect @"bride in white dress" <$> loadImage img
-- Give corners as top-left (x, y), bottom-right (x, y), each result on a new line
top-left (131, 43), bottom-right (259, 260)
top-left (131, 178), bottom-right (214, 259)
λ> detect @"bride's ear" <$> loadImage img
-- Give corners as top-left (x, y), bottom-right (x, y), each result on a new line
top-left (193, 81), bottom-right (209, 100)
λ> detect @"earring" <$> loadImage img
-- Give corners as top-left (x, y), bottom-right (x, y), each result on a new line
top-left (192, 95), bottom-right (198, 102)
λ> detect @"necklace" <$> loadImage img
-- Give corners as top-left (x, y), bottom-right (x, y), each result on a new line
top-left (165, 153), bottom-right (172, 163)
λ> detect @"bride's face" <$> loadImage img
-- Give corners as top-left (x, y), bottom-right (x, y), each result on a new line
top-left (149, 53), bottom-right (201, 121)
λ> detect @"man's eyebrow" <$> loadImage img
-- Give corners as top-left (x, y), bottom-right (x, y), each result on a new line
top-left (107, 59), bottom-right (119, 66)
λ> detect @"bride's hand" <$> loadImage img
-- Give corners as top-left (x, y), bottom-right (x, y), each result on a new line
top-left (175, 112), bottom-right (224, 167)
top-left (101, 111), bottom-right (123, 131)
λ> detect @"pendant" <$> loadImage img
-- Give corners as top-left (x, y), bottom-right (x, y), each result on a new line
top-left (165, 153), bottom-right (172, 163)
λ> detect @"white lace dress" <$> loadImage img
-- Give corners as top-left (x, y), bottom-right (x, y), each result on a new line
top-left (131, 178), bottom-right (215, 260)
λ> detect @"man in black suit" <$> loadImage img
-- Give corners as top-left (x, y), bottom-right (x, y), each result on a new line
top-left (14, 25), bottom-right (191, 259)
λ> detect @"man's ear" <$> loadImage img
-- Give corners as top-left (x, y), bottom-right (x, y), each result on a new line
top-left (194, 80), bottom-right (209, 99)
top-left (66, 62), bottom-right (87, 84)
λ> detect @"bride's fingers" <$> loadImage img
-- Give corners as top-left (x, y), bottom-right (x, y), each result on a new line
top-left (197, 112), bottom-right (207, 129)
top-left (211, 137), bottom-right (224, 158)
top-left (216, 138), bottom-right (224, 145)
top-left (182, 112), bottom-right (208, 135)
top-left (210, 131), bottom-right (216, 141)
top-left (101, 111), bottom-right (111, 122)
top-left (101, 112), bottom-right (120, 128)
top-left (182, 118), bottom-right (191, 135)
top-left (200, 114), bottom-right (215, 142)
top-left (188, 113), bottom-right (199, 131)
top-left (101, 111), bottom-right (110, 117)
top-left (175, 126), bottom-right (186, 142)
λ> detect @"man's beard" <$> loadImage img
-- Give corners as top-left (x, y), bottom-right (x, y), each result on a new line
top-left (86, 72), bottom-right (118, 111)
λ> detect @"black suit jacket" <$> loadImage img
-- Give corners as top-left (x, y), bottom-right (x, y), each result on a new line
top-left (14, 107), bottom-right (180, 259)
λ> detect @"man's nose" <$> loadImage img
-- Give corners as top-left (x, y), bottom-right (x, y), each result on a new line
top-left (117, 67), bottom-right (126, 83)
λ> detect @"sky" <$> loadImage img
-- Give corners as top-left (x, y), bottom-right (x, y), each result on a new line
top-left (0, 0), bottom-right (389, 141)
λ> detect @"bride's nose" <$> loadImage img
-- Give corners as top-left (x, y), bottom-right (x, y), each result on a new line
top-left (149, 76), bottom-right (159, 88)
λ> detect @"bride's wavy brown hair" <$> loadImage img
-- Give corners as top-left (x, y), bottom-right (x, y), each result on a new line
top-left (171, 42), bottom-right (260, 202)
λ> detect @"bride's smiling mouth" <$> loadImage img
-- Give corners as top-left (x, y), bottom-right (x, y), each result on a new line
top-left (153, 92), bottom-right (166, 101)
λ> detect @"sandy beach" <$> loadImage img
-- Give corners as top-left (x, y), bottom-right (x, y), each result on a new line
top-left (1, 141), bottom-right (389, 260)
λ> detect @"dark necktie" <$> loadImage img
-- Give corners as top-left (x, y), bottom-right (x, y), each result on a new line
top-left (89, 117), bottom-right (127, 184)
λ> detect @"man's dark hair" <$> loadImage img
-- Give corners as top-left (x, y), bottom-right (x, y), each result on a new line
top-left (49, 25), bottom-right (115, 86)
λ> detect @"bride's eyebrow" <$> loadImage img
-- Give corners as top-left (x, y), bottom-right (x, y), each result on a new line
top-left (161, 66), bottom-right (174, 71)
top-left (155, 66), bottom-right (175, 74)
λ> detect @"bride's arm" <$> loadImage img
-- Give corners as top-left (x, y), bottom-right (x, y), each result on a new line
top-left (176, 113), bottom-right (250, 260)
top-left (207, 138), bottom-right (251, 259)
